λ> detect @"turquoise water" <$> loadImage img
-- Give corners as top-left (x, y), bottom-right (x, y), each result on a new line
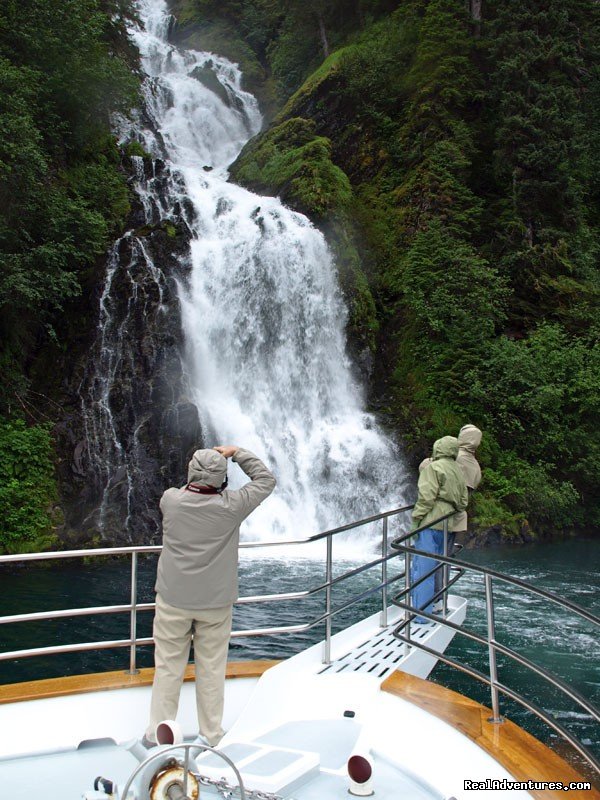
top-left (0, 538), bottom-right (598, 767)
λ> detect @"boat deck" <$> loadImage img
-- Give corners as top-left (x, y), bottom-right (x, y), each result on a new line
top-left (0, 602), bottom-right (596, 800)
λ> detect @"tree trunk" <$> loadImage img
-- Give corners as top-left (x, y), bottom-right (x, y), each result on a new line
top-left (470, 0), bottom-right (482, 37)
top-left (470, 0), bottom-right (482, 21)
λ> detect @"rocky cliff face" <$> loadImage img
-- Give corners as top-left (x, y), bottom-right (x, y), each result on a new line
top-left (55, 153), bottom-right (201, 545)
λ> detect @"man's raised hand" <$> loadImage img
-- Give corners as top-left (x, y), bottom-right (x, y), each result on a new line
top-left (213, 445), bottom-right (238, 459)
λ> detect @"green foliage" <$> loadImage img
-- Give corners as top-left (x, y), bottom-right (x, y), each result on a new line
top-left (398, 220), bottom-right (506, 360)
top-left (486, 0), bottom-right (600, 327)
top-left (468, 324), bottom-right (600, 526)
top-left (225, 0), bottom-right (600, 535)
top-left (124, 140), bottom-right (150, 159)
top-left (0, 0), bottom-right (137, 411)
top-left (0, 418), bottom-right (59, 553)
top-left (232, 117), bottom-right (352, 217)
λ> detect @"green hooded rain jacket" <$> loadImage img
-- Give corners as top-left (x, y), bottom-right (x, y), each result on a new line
top-left (412, 436), bottom-right (468, 532)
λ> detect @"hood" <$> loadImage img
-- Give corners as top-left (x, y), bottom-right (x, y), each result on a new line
top-left (187, 449), bottom-right (228, 487)
top-left (432, 436), bottom-right (459, 461)
top-left (458, 424), bottom-right (482, 453)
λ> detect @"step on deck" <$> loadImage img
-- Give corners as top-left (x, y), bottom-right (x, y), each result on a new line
top-left (317, 618), bottom-right (437, 680)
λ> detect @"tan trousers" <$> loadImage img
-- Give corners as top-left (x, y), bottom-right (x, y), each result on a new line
top-left (146, 594), bottom-right (233, 746)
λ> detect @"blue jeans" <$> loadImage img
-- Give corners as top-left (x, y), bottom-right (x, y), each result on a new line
top-left (434, 531), bottom-right (455, 595)
top-left (410, 528), bottom-right (444, 622)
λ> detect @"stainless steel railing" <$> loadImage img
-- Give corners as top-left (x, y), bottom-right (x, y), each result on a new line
top-left (390, 520), bottom-right (600, 775)
top-left (0, 504), bottom-right (412, 671)
top-left (1, 506), bottom-right (598, 774)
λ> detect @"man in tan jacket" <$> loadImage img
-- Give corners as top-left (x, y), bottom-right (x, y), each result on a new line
top-left (144, 445), bottom-right (276, 747)
top-left (449, 424), bottom-right (482, 543)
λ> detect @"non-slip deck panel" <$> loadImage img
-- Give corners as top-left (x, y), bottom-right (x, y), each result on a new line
top-left (382, 670), bottom-right (599, 800)
top-left (318, 625), bottom-right (410, 679)
top-left (0, 660), bottom-right (280, 704)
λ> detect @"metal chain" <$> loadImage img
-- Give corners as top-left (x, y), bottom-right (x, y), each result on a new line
top-left (193, 773), bottom-right (285, 800)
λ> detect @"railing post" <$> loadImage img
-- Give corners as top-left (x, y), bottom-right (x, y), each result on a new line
top-left (380, 517), bottom-right (388, 627)
top-left (442, 517), bottom-right (449, 617)
top-left (405, 534), bottom-right (412, 649)
top-left (485, 574), bottom-right (503, 723)
top-left (323, 535), bottom-right (333, 664)
top-left (127, 551), bottom-right (139, 675)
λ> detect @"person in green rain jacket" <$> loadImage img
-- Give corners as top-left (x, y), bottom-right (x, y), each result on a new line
top-left (410, 436), bottom-right (468, 622)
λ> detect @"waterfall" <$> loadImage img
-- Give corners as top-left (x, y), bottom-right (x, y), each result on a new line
top-left (79, 0), bottom-right (410, 548)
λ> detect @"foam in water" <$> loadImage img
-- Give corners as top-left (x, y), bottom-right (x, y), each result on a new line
top-left (92, 0), bottom-right (411, 550)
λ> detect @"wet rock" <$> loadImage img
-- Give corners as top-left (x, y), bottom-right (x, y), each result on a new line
top-left (189, 66), bottom-right (231, 107)
top-left (57, 148), bottom-right (199, 545)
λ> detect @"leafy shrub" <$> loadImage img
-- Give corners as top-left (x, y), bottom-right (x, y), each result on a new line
top-left (0, 419), bottom-right (60, 553)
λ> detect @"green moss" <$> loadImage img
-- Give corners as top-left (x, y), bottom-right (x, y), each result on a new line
top-left (125, 140), bottom-right (151, 159)
top-left (231, 117), bottom-right (352, 217)
top-left (277, 48), bottom-right (351, 121)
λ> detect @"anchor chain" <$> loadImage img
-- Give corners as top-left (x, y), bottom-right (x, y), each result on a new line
top-left (193, 773), bottom-right (286, 800)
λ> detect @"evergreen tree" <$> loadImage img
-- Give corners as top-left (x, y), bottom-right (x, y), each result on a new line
top-left (486, 0), bottom-right (600, 328)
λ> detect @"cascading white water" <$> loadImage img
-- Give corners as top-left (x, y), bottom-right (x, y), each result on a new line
top-left (120, 0), bottom-right (410, 548)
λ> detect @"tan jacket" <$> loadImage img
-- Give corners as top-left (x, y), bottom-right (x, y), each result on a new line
top-left (453, 425), bottom-right (482, 532)
top-left (155, 448), bottom-right (276, 609)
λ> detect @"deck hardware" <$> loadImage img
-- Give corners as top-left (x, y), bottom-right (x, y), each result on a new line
top-left (150, 765), bottom-right (199, 800)
top-left (343, 710), bottom-right (355, 717)
top-left (94, 776), bottom-right (116, 794)
top-left (195, 774), bottom-right (285, 800)
top-left (347, 754), bottom-right (374, 796)
top-left (119, 743), bottom-right (248, 800)
top-left (442, 519), bottom-right (449, 618)
top-left (323, 534), bottom-right (333, 664)
top-left (380, 516), bottom-right (388, 627)
top-left (156, 719), bottom-right (183, 745)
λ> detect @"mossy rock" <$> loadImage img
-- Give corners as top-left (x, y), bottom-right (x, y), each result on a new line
top-left (230, 117), bottom-right (352, 218)
top-left (277, 47), bottom-right (352, 123)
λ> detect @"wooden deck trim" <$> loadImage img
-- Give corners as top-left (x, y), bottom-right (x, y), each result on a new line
top-left (0, 660), bottom-right (280, 705)
top-left (382, 670), bottom-right (599, 799)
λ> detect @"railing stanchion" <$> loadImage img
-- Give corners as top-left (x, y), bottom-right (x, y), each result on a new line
top-left (405, 535), bottom-right (412, 650)
top-left (485, 574), bottom-right (502, 723)
top-left (380, 517), bottom-right (388, 627)
top-left (323, 534), bottom-right (333, 664)
top-left (442, 518), bottom-right (449, 617)
top-left (127, 552), bottom-right (139, 675)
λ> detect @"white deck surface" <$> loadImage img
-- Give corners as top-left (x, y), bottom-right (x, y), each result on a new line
top-left (0, 600), bottom-right (534, 799)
